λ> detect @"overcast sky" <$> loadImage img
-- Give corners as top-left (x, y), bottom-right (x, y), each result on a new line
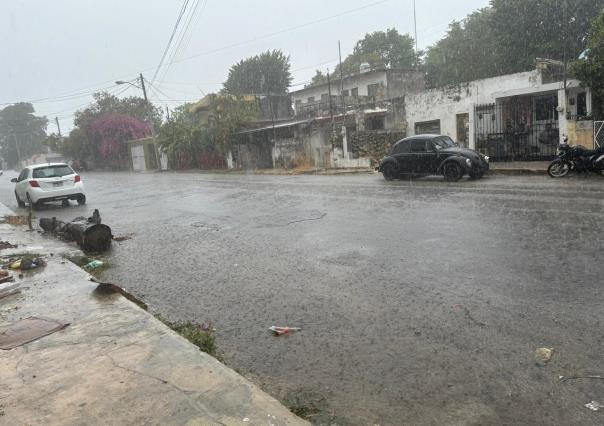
top-left (1, 0), bottom-right (489, 133)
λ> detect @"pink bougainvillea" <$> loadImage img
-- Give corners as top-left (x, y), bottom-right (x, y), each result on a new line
top-left (89, 113), bottom-right (150, 166)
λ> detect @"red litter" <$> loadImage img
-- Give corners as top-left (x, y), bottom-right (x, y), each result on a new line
top-left (269, 326), bottom-right (302, 336)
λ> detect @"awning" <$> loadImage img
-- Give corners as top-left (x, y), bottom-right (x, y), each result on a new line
top-left (236, 119), bottom-right (312, 135)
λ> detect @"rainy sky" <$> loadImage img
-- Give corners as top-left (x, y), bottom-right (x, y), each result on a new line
top-left (1, 0), bottom-right (488, 132)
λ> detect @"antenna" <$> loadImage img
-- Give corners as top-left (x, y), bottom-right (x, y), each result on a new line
top-left (413, 0), bottom-right (419, 68)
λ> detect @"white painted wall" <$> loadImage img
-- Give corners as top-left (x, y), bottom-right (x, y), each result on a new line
top-left (405, 71), bottom-right (545, 148)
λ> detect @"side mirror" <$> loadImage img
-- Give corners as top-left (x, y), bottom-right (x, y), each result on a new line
top-left (10, 178), bottom-right (17, 183)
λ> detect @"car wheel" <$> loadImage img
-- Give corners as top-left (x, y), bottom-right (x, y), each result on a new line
top-left (26, 193), bottom-right (40, 210)
top-left (443, 162), bottom-right (463, 182)
top-left (62, 199), bottom-right (70, 207)
top-left (15, 191), bottom-right (25, 208)
top-left (77, 195), bottom-right (86, 205)
top-left (469, 171), bottom-right (484, 180)
top-left (382, 163), bottom-right (398, 181)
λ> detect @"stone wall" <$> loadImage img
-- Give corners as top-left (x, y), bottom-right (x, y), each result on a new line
top-left (349, 131), bottom-right (405, 162)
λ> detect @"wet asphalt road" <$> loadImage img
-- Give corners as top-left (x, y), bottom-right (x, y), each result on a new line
top-left (1, 171), bottom-right (604, 425)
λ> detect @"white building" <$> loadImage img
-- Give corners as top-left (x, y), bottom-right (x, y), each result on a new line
top-left (405, 60), bottom-right (593, 160)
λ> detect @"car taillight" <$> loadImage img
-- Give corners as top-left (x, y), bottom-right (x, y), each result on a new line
top-left (29, 180), bottom-right (40, 188)
top-left (74, 175), bottom-right (81, 183)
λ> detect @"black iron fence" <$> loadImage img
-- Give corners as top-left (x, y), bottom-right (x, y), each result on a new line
top-left (475, 103), bottom-right (559, 161)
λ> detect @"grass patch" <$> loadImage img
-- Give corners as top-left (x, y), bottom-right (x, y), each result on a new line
top-left (155, 315), bottom-right (219, 359)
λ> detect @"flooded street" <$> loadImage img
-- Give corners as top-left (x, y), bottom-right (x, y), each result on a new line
top-left (2, 171), bottom-right (604, 425)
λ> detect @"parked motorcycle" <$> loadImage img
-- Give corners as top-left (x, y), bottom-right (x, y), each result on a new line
top-left (547, 138), bottom-right (604, 178)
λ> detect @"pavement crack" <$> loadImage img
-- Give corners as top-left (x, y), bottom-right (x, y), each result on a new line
top-left (282, 212), bottom-right (327, 226)
top-left (104, 354), bottom-right (226, 425)
top-left (461, 306), bottom-right (486, 327)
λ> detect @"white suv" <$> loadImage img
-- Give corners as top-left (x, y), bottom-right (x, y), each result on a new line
top-left (12, 163), bottom-right (86, 209)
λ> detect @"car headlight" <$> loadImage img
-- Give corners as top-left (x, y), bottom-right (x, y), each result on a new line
top-left (483, 155), bottom-right (490, 162)
top-left (466, 158), bottom-right (472, 166)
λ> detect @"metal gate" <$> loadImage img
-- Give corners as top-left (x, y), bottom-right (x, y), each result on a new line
top-left (474, 101), bottom-right (559, 161)
top-left (595, 121), bottom-right (604, 149)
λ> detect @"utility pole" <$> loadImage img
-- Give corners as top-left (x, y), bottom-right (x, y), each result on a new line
top-left (338, 40), bottom-right (344, 110)
top-left (139, 73), bottom-right (160, 169)
top-left (165, 106), bottom-right (170, 122)
top-left (12, 133), bottom-right (21, 166)
top-left (413, 0), bottom-right (419, 69)
top-left (327, 69), bottom-right (335, 150)
top-left (55, 117), bottom-right (62, 138)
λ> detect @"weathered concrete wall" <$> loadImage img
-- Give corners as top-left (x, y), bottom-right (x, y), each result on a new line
top-left (567, 120), bottom-right (594, 148)
top-left (405, 71), bottom-right (540, 145)
top-left (349, 130), bottom-right (405, 163)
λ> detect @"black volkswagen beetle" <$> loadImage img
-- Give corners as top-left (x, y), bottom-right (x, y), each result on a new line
top-left (378, 134), bottom-right (489, 182)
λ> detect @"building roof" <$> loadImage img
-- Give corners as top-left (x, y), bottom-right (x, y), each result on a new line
top-left (291, 68), bottom-right (415, 95)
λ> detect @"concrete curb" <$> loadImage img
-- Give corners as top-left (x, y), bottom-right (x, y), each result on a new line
top-left (0, 207), bottom-right (308, 425)
top-left (488, 168), bottom-right (548, 175)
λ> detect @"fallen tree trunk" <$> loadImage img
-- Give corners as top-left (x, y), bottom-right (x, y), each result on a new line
top-left (39, 210), bottom-right (112, 252)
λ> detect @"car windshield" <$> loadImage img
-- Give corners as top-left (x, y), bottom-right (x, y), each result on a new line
top-left (32, 165), bottom-right (74, 179)
top-left (433, 137), bottom-right (456, 150)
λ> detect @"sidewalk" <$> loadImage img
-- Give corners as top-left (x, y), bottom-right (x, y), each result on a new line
top-left (0, 204), bottom-right (307, 425)
top-left (488, 161), bottom-right (549, 175)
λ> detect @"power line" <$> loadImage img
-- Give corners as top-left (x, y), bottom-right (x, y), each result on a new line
top-left (151, 0), bottom-right (192, 84)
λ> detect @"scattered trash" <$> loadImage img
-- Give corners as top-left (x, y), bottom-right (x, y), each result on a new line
top-left (269, 326), bottom-right (302, 336)
top-left (1, 215), bottom-right (29, 226)
top-left (0, 270), bottom-right (9, 278)
top-left (89, 277), bottom-right (148, 310)
top-left (113, 234), bottom-right (133, 242)
top-left (8, 257), bottom-right (45, 271)
top-left (534, 347), bottom-right (554, 366)
top-left (84, 260), bottom-right (104, 270)
top-left (585, 401), bottom-right (603, 412)
top-left (0, 316), bottom-right (69, 350)
top-left (242, 418), bottom-right (250, 422)
top-left (0, 275), bottom-right (14, 284)
top-left (0, 283), bottom-right (20, 300)
top-left (0, 241), bottom-right (17, 250)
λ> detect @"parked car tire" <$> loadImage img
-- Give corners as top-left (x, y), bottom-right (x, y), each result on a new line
top-left (62, 199), bottom-right (70, 207)
top-left (382, 163), bottom-right (398, 181)
top-left (469, 171), bottom-right (484, 180)
top-left (15, 191), bottom-right (25, 208)
top-left (26, 193), bottom-right (40, 210)
top-left (443, 162), bottom-right (463, 182)
top-left (77, 194), bottom-right (86, 205)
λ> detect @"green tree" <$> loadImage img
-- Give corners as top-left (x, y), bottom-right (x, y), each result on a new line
top-left (0, 103), bottom-right (48, 167)
top-left (425, 0), bottom-right (604, 87)
top-left (307, 70), bottom-right (328, 88)
top-left (572, 12), bottom-right (604, 117)
top-left (336, 28), bottom-right (417, 76)
top-left (424, 9), bottom-right (497, 86)
top-left (223, 50), bottom-right (292, 95)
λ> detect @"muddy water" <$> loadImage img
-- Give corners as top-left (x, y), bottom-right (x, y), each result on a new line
top-left (2, 172), bottom-right (604, 425)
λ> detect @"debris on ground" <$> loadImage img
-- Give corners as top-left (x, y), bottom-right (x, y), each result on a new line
top-left (0, 275), bottom-right (15, 284)
top-left (0, 283), bottom-right (20, 300)
top-left (84, 260), bottom-right (104, 270)
top-left (534, 347), bottom-right (554, 366)
top-left (113, 234), bottom-right (133, 242)
top-left (39, 210), bottom-right (112, 252)
top-left (7, 256), bottom-right (46, 271)
top-left (89, 277), bottom-right (148, 310)
top-left (0, 316), bottom-right (69, 350)
top-left (585, 401), bottom-right (603, 412)
top-left (0, 241), bottom-right (17, 250)
top-left (1, 215), bottom-right (29, 226)
top-left (0, 270), bottom-right (8, 278)
top-left (269, 326), bottom-right (302, 336)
